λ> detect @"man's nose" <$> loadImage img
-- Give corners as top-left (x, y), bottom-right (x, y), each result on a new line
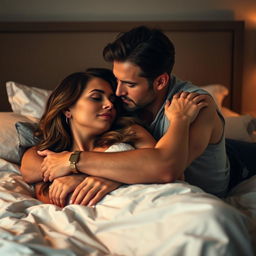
top-left (115, 82), bottom-right (126, 97)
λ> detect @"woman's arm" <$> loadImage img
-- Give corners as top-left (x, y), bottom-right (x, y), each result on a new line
top-left (21, 148), bottom-right (122, 207)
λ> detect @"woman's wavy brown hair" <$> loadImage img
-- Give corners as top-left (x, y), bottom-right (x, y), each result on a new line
top-left (36, 68), bottom-right (140, 152)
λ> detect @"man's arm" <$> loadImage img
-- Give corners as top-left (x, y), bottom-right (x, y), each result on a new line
top-left (41, 94), bottom-right (215, 184)
top-left (156, 93), bottom-right (216, 178)
top-left (78, 94), bottom-right (214, 182)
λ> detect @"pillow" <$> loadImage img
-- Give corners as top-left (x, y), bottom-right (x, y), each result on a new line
top-left (201, 84), bottom-right (241, 118)
top-left (201, 84), bottom-right (228, 109)
top-left (6, 81), bottom-right (52, 119)
top-left (225, 115), bottom-right (256, 142)
top-left (15, 122), bottom-right (40, 159)
top-left (0, 112), bottom-right (33, 164)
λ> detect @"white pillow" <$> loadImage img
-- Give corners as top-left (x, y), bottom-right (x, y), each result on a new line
top-left (0, 112), bottom-right (33, 164)
top-left (201, 84), bottom-right (228, 109)
top-left (6, 81), bottom-right (52, 119)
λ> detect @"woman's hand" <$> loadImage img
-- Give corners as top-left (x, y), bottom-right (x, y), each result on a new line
top-left (38, 150), bottom-right (72, 182)
top-left (70, 176), bottom-right (122, 206)
top-left (49, 174), bottom-right (86, 207)
top-left (165, 91), bottom-right (209, 123)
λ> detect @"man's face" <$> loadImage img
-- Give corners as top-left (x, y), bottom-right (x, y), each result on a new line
top-left (113, 61), bottom-right (156, 112)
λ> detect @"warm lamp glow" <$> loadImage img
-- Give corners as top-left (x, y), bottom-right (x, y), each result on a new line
top-left (247, 13), bottom-right (256, 26)
top-left (253, 67), bottom-right (256, 83)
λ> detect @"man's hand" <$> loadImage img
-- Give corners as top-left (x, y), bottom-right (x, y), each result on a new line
top-left (165, 92), bottom-right (209, 123)
top-left (49, 174), bottom-right (86, 207)
top-left (70, 176), bottom-right (122, 206)
top-left (38, 150), bottom-right (72, 182)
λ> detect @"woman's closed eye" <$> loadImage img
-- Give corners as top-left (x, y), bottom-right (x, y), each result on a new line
top-left (90, 92), bottom-right (116, 104)
top-left (90, 93), bottom-right (103, 102)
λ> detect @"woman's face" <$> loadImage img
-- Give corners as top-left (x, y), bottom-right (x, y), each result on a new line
top-left (68, 77), bottom-right (117, 135)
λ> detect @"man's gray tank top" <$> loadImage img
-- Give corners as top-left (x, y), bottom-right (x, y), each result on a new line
top-left (149, 76), bottom-right (230, 197)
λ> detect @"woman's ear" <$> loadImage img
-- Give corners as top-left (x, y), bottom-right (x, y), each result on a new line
top-left (153, 73), bottom-right (169, 91)
top-left (64, 110), bottom-right (71, 118)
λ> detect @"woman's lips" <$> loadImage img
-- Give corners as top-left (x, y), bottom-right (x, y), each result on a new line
top-left (98, 113), bottom-right (113, 120)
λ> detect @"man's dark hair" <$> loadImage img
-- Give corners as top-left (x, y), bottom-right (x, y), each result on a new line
top-left (103, 26), bottom-right (175, 83)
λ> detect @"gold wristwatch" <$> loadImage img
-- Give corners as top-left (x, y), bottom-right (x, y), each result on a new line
top-left (69, 151), bottom-right (81, 174)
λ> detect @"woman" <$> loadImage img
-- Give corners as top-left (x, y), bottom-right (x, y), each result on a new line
top-left (21, 68), bottom-right (207, 207)
top-left (21, 68), bottom-right (156, 207)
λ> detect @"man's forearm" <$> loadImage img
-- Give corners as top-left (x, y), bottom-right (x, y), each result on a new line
top-left (76, 119), bottom-right (190, 184)
top-left (76, 148), bottom-right (174, 184)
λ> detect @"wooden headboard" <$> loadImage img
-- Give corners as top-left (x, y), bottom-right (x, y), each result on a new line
top-left (0, 21), bottom-right (244, 112)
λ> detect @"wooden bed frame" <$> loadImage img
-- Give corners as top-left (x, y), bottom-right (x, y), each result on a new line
top-left (0, 21), bottom-right (244, 112)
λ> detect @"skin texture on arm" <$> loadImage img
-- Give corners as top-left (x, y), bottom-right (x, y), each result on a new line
top-left (20, 146), bottom-right (44, 184)
top-left (20, 124), bottom-right (156, 207)
top-left (40, 93), bottom-right (215, 184)
top-left (155, 92), bottom-right (213, 179)
top-left (20, 146), bottom-right (123, 207)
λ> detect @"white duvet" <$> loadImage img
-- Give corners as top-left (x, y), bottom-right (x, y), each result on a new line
top-left (0, 152), bottom-right (255, 255)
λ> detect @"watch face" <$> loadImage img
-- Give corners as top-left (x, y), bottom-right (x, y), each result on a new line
top-left (69, 151), bottom-right (81, 163)
top-left (69, 151), bottom-right (81, 173)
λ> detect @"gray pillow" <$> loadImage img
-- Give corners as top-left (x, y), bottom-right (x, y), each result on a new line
top-left (0, 112), bottom-right (32, 164)
top-left (15, 122), bottom-right (40, 159)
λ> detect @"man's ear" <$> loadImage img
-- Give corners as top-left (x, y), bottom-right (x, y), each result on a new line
top-left (153, 73), bottom-right (169, 91)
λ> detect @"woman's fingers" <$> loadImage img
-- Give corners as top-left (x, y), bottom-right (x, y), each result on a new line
top-left (173, 91), bottom-right (182, 98)
top-left (49, 183), bottom-right (63, 207)
top-left (187, 93), bottom-right (200, 101)
top-left (172, 92), bottom-right (209, 106)
top-left (59, 189), bottom-right (69, 207)
top-left (197, 101), bottom-right (209, 109)
top-left (79, 186), bottom-right (101, 206)
top-left (52, 186), bottom-right (60, 206)
top-left (72, 180), bottom-right (92, 204)
top-left (70, 182), bottom-right (85, 204)
top-left (49, 184), bottom-right (55, 204)
top-left (70, 177), bottom-right (120, 207)
top-left (191, 94), bottom-right (209, 104)
top-left (180, 91), bottom-right (190, 98)
top-left (174, 91), bottom-right (208, 101)
top-left (55, 186), bottom-right (64, 207)
top-left (88, 188), bottom-right (108, 206)
top-left (71, 178), bottom-right (106, 206)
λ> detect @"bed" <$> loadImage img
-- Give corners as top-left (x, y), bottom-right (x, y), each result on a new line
top-left (0, 21), bottom-right (256, 256)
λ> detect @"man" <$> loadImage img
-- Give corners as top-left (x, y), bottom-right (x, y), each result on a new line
top-left (39, 26), bottom-right (229, 197)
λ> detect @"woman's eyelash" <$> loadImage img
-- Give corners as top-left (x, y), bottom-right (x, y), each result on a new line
top-left (91, 96), bottom-right (102, 101)
top-left (90, 94), bottom-right (116, 103)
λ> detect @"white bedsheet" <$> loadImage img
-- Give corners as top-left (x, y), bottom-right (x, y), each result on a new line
top-left (0, 157), bottom-right (255, 256)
